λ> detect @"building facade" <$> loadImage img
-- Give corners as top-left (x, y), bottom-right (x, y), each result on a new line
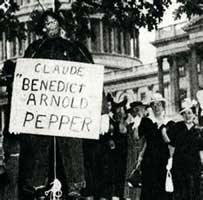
top-left (153, 16), bottom-right (203, 114)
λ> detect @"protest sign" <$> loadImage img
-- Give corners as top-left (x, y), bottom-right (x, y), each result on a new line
top-left (9, 58), bottom-right (104, 139)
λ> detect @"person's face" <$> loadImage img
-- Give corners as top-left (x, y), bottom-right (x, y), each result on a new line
top-left (44, 15), bottom-right (60, 38)
top-left (131, 107), bottom-right (139, 117)
top-left (137, 106), bottom-right (145, 117)
top-left (151, 101), bottom-right (164, 116)
top-left (182, 109), bottom-right (195, 123)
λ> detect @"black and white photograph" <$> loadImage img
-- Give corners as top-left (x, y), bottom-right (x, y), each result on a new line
top-left (1, 0), bottom-right (203, 200)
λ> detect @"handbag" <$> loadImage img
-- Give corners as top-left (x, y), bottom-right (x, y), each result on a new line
top-left (127, 167), bottom-right (142, 188)
top-left (165, 170), bottom-right (174, 192)
top-left (165, 157), bottom-right (174, 193)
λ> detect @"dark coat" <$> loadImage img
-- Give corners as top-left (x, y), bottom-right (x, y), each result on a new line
top-left (24, 37), bottom-right (93, 63)
top-left (169, 121), bottom-right (203, 200)
top-left (138, 117), bottom-right (172, 200)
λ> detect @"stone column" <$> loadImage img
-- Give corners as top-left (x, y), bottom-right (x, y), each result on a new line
top-left (99, 20), bottom-right (104, 53)
top-left (2, 32), bottom-right (6, 60)
top-left (168, 55), bottom-right (180, 113)
top-left (120, 31), bottom-right (124, 54)
top-left (136, 32), bottom-right (140, 58)
top-left (157, 57), bottom-right (164, 96)
top-left (188, 46), bottom-right (199, 99)
top-left (0, 33), bottom-right (3, 60)
top-left (200, 57), bottom-right (203, 87)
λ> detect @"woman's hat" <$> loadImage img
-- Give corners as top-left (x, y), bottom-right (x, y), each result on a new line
top-left (126, 101), bottom-right (146, 113)
top-left (179, 98), bottom-right (197, 114)
top-left (130, 101), bottom-right (144, 108)
top-left (150, 92), bottom-right (166, 103)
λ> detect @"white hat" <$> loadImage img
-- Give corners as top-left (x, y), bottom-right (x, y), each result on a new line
top-left (150, 92), bottom-right (166, 103)
top-left (179, 98), bottom-right (197, 114)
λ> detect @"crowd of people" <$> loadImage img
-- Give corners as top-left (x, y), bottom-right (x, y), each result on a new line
top-left (100, 91), bottom-right (203, 200)
top-left (1, 8), bottom-right (203, 200)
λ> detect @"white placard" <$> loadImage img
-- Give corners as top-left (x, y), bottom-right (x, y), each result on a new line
top-left (9, 58), bottom-right (104, 139)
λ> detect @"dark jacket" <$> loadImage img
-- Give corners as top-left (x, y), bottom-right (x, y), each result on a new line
top-left (24, 37), bottom-right (94, 63)
top-left (170, 121), bottom-right (203, 200)
top-left (170, 121), bottom-right (203, 173)
top-left (138, 117), bottom-right (173, 200)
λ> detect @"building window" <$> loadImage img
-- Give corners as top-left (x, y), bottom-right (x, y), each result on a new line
top-left (91, 19), bottom-right (100, 53)
top-left (114, 27), bottom-right (123, 54)
top-left (131, 30), bottom-right (139, 58)
top-left (117, 30), bottom-right (122, 54)
top-left (113, 27), bottom-right (118, 53)
top-left (140, 92), bottom-right (146, 101)
top-left (0, 110), bottom-right (5, 135)
top-left (18, 38), bottom-right (24, 56)
top-left (0, 39), bottom-right (3, 60)
top-left (103, 24), bottom-right (111, 53)
top-left (10, 38), bottom-right (17, 58)
top-left (179, 65), bottom-right (186, 77)
top-left (123, 31), bottom-right (130, 55)
top-left (0, 111), bottom-right (2, 134)
top-left (135, 37), bottom-right (139, 58)
top-left (197, 63), bottom-right (201, 73)
top-left (179, 89), bottom-right (187, 102)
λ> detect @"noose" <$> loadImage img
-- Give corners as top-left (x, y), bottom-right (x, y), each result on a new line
top-left (45, 136), bottom-right (62, 200)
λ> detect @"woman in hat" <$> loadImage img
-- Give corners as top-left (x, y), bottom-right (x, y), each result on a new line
top-left (169, 98), bottom-right (203, 200)
top-left (138, 93), bottom-right (174, 200)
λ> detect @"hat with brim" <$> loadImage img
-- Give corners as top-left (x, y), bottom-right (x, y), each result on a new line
top-left (179, 98), bottom-right (197, 114)
top-left (126, 101), bottom-right (146, 113)
top-left (130, 101), bottom-right (144, 108)
top-left (150, 93), bottom-right (166, 103)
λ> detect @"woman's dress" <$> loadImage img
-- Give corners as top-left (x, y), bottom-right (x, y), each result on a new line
top-left (138, 117), bottom-right (172, 200)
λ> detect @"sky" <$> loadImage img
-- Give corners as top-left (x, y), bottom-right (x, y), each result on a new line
top-left (139, 0), bottom-right (186, 64)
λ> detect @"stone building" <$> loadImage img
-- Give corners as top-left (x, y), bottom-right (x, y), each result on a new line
top-left (152, 16), bottom-right (203, 114)
top-left (3, 1), bottom-right (202, 199)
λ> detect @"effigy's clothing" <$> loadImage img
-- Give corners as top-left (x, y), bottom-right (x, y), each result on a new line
top-left (18, 37), bottom-right (94, 200)
top-left (138, 117), bottom-right (172, 200)
top-left (169, 121), bottom-right (203, 200)
top-left (24, 37), bottom-right (93, 63)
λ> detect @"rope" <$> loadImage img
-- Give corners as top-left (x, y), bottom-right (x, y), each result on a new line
top-left (54, 136), bottom-right (56, 180)
top-left (45, 137), bottom-right (62, 200)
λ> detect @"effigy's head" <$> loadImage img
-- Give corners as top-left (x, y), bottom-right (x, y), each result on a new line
top-left (37, 10), bottom-right (63, 38)
top-left (31, 10), bottom-right (63, 38)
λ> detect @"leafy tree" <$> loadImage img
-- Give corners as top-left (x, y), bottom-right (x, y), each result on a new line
top-left (0, 0), bottom-right (25, 40)
top-left (0, 0), bottom-right (174, 40)
top-left (174, 0), bottom-right (203, 19)
top-left (68, 0), bottom-right (173, 39)
top-left (3, 0), bottom-right (203, 41)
